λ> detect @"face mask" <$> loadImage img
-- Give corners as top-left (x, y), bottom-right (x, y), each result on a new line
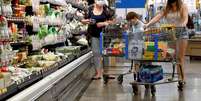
top-left (96, 0), bottom-right (105, 6)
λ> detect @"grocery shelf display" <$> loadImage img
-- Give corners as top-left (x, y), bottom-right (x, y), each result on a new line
top-left (0, 0), bottom-right (93, 100)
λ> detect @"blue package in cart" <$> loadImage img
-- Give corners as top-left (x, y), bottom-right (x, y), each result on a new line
top-left (139, 65), bottom-right (163, 83)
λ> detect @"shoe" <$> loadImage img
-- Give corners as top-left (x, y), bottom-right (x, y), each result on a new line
top-left (92, 77), bottom-right (101, 80)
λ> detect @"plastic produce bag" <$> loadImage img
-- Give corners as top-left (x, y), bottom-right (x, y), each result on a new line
top-left (44, 27), bottom-right (57, 44)
top-left (77, 37), bottom-right (88, 46)
top-left (2, 4), bottom-right (13, 17)
top-left (37, 25), bottom-right (48, 39)
top-left (32, 0), bottom-right (40, 12)
top-left (32, 16), bottom-right (40, 31)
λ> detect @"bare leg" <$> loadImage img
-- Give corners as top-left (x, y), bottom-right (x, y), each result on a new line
top-left (177, 39), bottom-right (188, 81)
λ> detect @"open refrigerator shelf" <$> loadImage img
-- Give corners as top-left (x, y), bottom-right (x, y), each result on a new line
top-left (0, 46), bottom-right (90, 100)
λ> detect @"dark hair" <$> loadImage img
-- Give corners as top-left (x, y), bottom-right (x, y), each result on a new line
top-left (126, 12), bottom-right (139, 21)
top-left (187, 15), bottom-right (194, 29)
top-left (164, 0), bottom-right (183, 17)
top-left (86, 4), bottom-right (114, 19)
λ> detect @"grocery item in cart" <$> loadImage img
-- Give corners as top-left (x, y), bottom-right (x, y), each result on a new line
top-left (143, 42), bottom-right (168, 60)
top-left (128, 40), bottom-right (144, 59)
top-left (139, 65), bottom-right (163, 83)
top-left (127, 31), bottom-right (144, 59)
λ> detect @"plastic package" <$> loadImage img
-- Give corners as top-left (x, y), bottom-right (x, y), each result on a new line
top-left (2, 4), bottom-right (13, 17)
top-left (139, 65), bottom-right (163, 83)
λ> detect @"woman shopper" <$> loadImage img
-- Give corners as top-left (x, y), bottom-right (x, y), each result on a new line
top-left (144, 0), bottom-right (188, 82)
top-left (82, 0), bottom-right (114, 80)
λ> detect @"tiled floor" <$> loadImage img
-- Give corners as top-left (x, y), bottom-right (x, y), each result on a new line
top-left (79, 61), bottom-right (201, 101)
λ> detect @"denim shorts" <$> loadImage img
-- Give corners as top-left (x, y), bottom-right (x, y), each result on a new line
top-left (175, 28), bottom-right (189, 39)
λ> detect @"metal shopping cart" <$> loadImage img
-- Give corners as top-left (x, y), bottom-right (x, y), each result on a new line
top-left (99, 24), bottom-right (134, 84)
top-left (128, 26), bottom-right (187, 96)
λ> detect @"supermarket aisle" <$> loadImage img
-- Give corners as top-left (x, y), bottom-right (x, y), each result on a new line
top-left (79, 61), bottom-right (201, 101)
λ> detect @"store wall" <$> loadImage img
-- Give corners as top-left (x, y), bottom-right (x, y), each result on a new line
top-left (116, 8), bottom-right (146, 19)
top-left (115, 0), bottom-right (146, 20)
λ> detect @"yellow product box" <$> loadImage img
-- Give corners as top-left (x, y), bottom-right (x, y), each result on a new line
top-left (143, 52), bottom-right (164, 60)
top-left (144, 51), bottom-right (155, 56)
top-left (144, 42), bottom-right (154, 47)
top-left (143, 56), bottom-right (154, 60)
top-left (143, 51), bottom-right (154, 60)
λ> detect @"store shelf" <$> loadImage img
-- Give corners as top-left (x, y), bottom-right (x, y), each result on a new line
top-left (10, 41), bottom-right (31, 46)
top-left (6, 17), bottom-right (28, 23)
top-left (40, 1), bottom-right (66, 6)
top-left (186, 39), bottom-right (201, 57)
top-left (0, 39), bottom-right (11, 43)
top-left (7, 51), bottom-right (93, 101)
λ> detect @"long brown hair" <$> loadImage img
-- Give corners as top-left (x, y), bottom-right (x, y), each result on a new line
top-left (164, 0), bottom-right (184, 18)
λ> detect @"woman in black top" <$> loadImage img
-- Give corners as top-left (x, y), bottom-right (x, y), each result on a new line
top-left (82, 0), bottom-right (114, 79)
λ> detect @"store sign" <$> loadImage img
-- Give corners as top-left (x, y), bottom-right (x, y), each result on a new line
top-left (116, 0), bottom-right (146, 8)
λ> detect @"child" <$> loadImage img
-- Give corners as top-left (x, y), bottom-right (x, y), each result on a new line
top-left (126, 11), bottom-right (144, 74)
top-left (126, 11), bottom-right (144, 33)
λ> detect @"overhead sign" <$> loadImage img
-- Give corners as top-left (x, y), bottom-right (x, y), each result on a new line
top-left (116, 0), bottom-right (146, 8)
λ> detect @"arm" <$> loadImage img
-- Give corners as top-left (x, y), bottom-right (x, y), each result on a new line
top-left (97, 5), bottom-right (115, 28)
top-left (181, 4), bottom-right (188, 27)
top-left (145, 12), bottom-right (164, 28)
top-left (96, 21), bottom-right (111, 28)
top-left (81, 5), bottom-right (94, 25)
top-left (96, 19), bottom-right (115, 28)
top-left (81, 19), bottom-right (91, 24)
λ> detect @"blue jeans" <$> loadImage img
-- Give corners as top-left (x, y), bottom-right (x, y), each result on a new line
top-left (91, 37), bottom-right (102, 69)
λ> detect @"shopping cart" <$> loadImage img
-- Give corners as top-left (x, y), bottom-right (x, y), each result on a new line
top-left (128, 26), bottom-right (187, 96)
top-left (99, 24), bottom-right (134, 84)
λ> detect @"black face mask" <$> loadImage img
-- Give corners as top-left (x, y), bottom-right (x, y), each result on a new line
top-left (168, 0), bottom-right (176, 4)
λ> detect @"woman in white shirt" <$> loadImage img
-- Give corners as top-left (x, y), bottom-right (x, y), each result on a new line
top-left (144, 0), bottom-right (188, 82)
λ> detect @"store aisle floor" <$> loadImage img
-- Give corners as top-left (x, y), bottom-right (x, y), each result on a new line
top-left (79, 61), bottom-right (201, 101)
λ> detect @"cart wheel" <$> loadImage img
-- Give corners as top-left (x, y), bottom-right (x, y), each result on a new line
top-left (151, 85), bottom-right (156, 96)
top-left (118, 75), bottom-right (123, 84)
top-left (132, 84), bottom-right (138, 95)
top-left (178, 81), bottom-right (184, 91)
top-left (103, 75), bottom-right (109, 84)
